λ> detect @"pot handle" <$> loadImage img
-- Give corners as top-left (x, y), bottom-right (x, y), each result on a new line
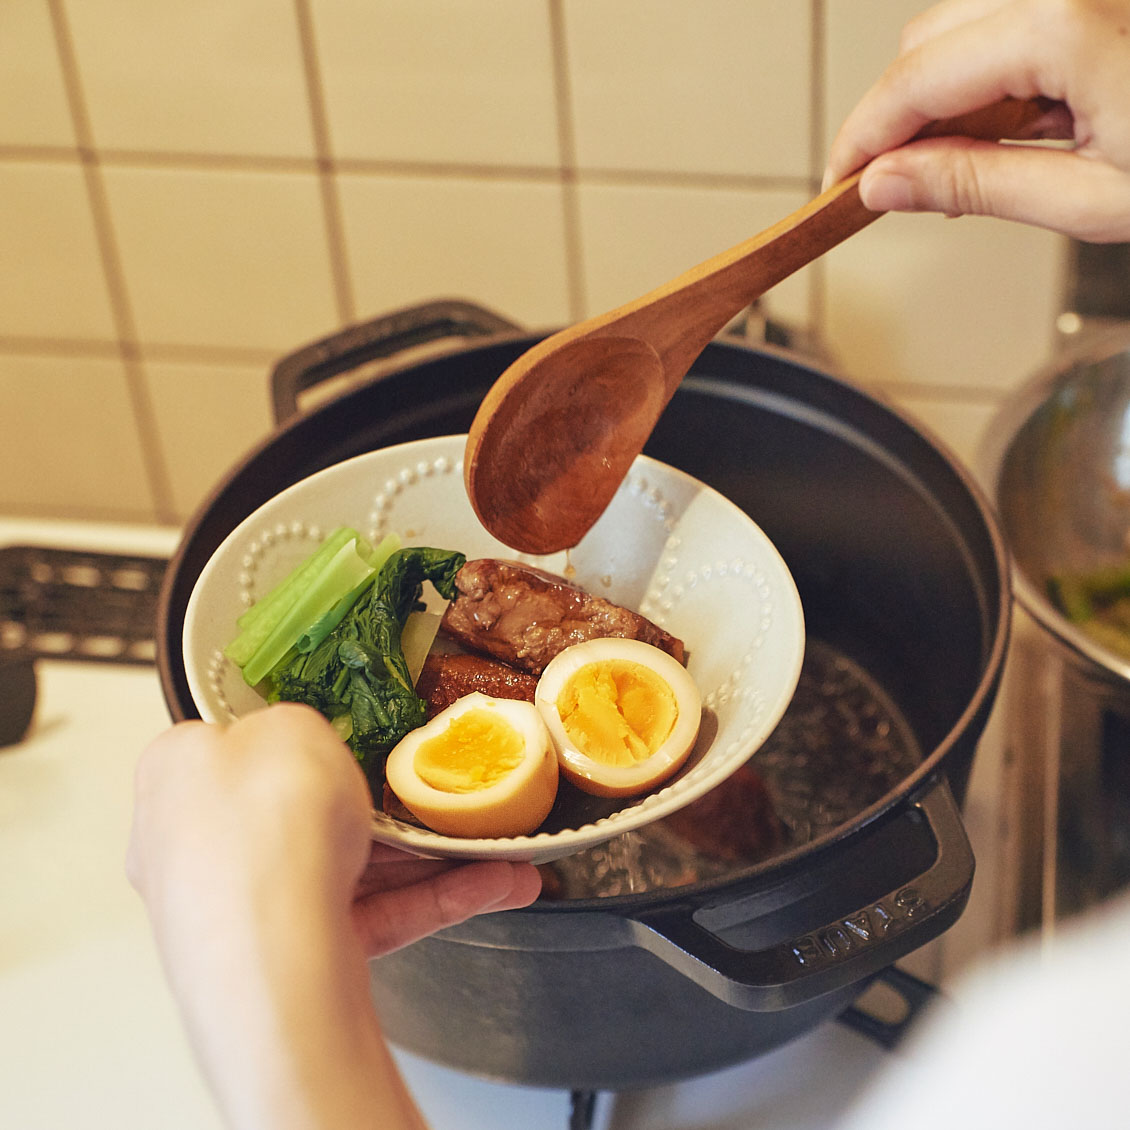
top-left (270, 299), bottom-right (522, 425)
top-left (626, 775), bottom-right (973, 1012)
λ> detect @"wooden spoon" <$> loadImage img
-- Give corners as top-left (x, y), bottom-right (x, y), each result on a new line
top-left (465, 97), bottom-right (1053, 555)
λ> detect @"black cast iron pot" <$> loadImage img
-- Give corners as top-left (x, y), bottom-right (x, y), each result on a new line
top-left (156, 300), bottom-right (1010, 1091)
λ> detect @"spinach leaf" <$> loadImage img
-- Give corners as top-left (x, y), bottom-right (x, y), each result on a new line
top-left (267, 546), bottom-right (465, 784)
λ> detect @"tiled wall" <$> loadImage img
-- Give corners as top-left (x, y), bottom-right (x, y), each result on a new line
top-left (1, 0), bottom-right (1067, 526)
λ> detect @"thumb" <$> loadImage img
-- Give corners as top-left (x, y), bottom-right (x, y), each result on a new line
top-left (858, 138), bottom-right (1130, 242)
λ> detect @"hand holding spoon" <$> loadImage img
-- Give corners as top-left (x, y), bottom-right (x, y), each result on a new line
top-left (465, 98), bottom-right (1054, 555)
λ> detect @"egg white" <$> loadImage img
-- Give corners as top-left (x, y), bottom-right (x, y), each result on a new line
top-left (385, 692), bottom-right (559, 839)
top-left (534, 637), bottom-right (702, 798)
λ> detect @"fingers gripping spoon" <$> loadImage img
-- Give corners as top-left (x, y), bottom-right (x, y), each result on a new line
top-left (464, 98), bottom-right (1053, 555)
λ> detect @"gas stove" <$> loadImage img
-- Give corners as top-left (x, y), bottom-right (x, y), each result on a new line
top-left (0, 516), bottom-right (1015, 1130)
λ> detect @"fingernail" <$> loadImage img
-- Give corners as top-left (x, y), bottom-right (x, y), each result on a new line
top-left (861, 167), bottom-right (916, 212)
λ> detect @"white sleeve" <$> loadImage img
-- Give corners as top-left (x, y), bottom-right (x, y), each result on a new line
top-left (837, 892), bottom-right (1130, 1127)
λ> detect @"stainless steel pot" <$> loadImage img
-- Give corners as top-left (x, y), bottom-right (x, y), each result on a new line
top-left (157, 300), bottom-right (1010, 1090)
top-left (984, 326), bottom-right (1130, 927)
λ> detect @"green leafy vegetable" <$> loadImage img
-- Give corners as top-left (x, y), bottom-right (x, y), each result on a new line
top-left (225, 529), bottom-right (400, 674)
top-left (1049, 563), bottom-right (1130, 660)
top-left (226, 526), bottom-right (362, 668)
top-left (266, 545), bottom-right (466, 783)
top-left (239, 537), bottom-right (377, 688)
top-left (224, 528), bottom-right (464, 788)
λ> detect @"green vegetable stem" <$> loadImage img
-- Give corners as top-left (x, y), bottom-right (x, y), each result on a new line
top-left (226, 528), bottom-right (400, 673)
top-left (266, 545), bottom-right (466, 784)
top-left (239, 538), bottom-right (378, 688)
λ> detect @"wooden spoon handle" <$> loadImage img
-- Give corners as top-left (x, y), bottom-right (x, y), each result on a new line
top-left (591, 96), bottom-right (1057, 394)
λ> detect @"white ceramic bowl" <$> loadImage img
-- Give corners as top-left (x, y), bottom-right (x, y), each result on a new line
top-left (183, 434), bottom-right (804, 864)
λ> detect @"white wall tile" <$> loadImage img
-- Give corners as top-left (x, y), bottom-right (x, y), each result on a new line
top-left (822, 212), bottom-right (1066, 393)
top-left (65, 0), bottom-right (314, 158)
top-left (823, 0), bottom-right (925, 148)
top-left (102, 166), bottom-right (339, 351)
top-left (1, 0), bottom-right (1079, 525)
top-left (142, 359), bottom-right (275, 520)
top-left (577, 182), bottom-right (813, 332)
top-left (0, 162), bottom-right (116, 342)
top-left (338, 175), bottom-right (571, 330)
top-left (311, 0), bottom-right (559, 166)
top-left (0, 354), bottom-right (154, 520)
top-left (821, 0), bottom-right (1069, 396)
top-left (883, 389), bottom-right (1001, 476)
top-left (0, 1), bottom-right (75, 148)
top-left (564, 0), bottom-right (812, 177)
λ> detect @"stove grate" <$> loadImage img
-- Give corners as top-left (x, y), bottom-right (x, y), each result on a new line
top-left (0, 545), bottom-right (168, 666)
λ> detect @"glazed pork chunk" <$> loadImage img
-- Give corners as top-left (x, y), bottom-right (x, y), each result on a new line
top-left (440, 558), bottom-right (685, 676)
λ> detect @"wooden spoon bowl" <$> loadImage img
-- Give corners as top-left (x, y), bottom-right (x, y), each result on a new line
top-left (466, 98), bottom-right (1054, 555)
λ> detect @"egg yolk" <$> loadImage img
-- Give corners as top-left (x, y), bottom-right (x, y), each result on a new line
top-left (556, 659), bottom-right (678, 766)
top-left (413, 707), bottom-right (525, 793)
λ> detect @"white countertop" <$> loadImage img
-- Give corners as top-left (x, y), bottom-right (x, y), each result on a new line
top-left (0, 518), bottom-right (216, 1128)
top-left (0, 659), bottom-right (226, 1129)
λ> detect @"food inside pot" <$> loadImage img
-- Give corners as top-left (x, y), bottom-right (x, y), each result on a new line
top-left (1049, 562), bottom-right (1130, 659)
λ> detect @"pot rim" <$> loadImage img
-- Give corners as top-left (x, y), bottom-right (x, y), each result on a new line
top-left (980, 322), bottom-right (1130, 687)
top-left (157, 318), bottom-right (1012, 904)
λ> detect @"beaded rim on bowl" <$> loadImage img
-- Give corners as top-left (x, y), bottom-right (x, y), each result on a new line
top-left (183, 434), bottom-right (804, 865)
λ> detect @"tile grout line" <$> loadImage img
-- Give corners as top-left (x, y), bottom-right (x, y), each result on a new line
top-left (0, 142), bottom-right (812, 194)
top-left (46, 0), bottom-right (177, 525)
top-left (0, 336), bottom-right (121, 359)
top-left (809, 0), bottom-right (828, 182)
top-left (0, 146), bottom-right (320, 173)
top-left (548, 0), bottom-right (586, 323)
top-left (0, 328), bottom-right (1010, 405)
top-left (0, 336), bottom-right (278, 366)
top-left (0, 144), bottom-right (82, 163)
top-left (294, 0), bottom-right (356, 326)
top-left (809, 0), bottom-right (828, 345)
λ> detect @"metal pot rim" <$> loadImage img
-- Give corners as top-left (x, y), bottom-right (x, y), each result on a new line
top-left (1012, 566), bottom-right (1130, 683)
top-left (980, 322), bottom-right (1130, 686)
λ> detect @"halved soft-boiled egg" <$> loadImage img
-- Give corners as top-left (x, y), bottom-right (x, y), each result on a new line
top-left (385, 692), bottom-right (559, 838)
top-left (534, 638), bottom-right (702, 798)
